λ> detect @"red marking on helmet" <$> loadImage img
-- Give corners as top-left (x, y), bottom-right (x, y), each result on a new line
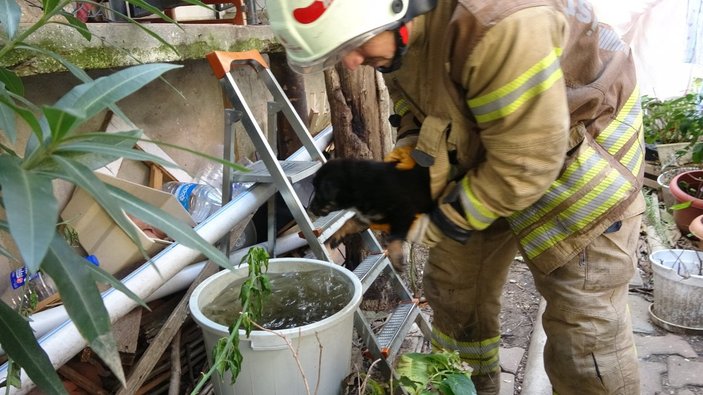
top-left (399, 24), bottom-right (409, 45)
top-left (293, 0), bottom-right (333, 24)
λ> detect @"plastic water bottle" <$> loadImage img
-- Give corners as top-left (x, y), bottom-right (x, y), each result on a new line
top-left (8, 267), bottom-right (57, 310)
top-left (6, 255), bottom-right (100, 311)
top-left (162, 182), bottom-right (222, 223)
top-left (195, 160), bottom-right (251, 199)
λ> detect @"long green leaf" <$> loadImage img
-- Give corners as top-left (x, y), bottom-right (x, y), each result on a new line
top-left (41, 0), bottom-right (60, 15)
top-left (50, 156), bottom-right (147, 257)
top-left (93, 5), bottom-right (180, 54)
top-left (16, 44), bottom-right (91, 81)
top-left (58, 11), bottom-right (91, 41)
top-left (34, 130), bottom-right (141, 173)
top-left (0, 220), bottom-right (19, 261)
top-left (84, 263), bottom-right (149, 309)
top-left (0, 93), bottom-right (42, 139)
top-left (0, 101), bottom-right (16, 144)
top-left (438, 374), bottom-right (476, 395)
top-left (41, 234), bottom-right (125, 385)
top-left (0, 67), bottom-right (23, 95)
top-left (136, 138), bottom-right (250, 173)
top-left (42, 105), bottom-right (86, 141)
top-left (396, 353), bottom-right (433, 391)
top-left (0, 242), bottom-right (18, 261)
top-left (0, 80), bottom-right (19, 144)
top-left (0, 301), bottom-right (66, 394)
top-left (0, 156), bottom-right (57, 271)
top-left (106, 185), bottom-right (233, 270)
top-left (0, 221), bottom-right (19, 261)
top-left (17, 45), bottom-right (132, 123)
top-left (55, 141), bottom-right (185, 170)
top-left (55, 63), bottom-right (181, 122)
top-left (0, 0), bottom-right (20, 39)
top-left (118, 0), bottom-right (176, 23)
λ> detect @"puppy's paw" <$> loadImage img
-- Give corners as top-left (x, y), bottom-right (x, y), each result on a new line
top-left (386, 239), bottom-right (407, 272)
top-left (327, 216), bottom-right (370, 248)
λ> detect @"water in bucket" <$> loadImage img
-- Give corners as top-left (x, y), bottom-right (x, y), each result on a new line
top-left (201, 269), bottom-right (353, 330)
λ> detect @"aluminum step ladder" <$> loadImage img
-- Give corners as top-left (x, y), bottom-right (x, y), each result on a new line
top-left (206, 50), bottom-right (432, 375)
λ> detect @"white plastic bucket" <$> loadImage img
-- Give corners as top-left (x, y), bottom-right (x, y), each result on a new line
top-left (189, 258), bottom-right (362, 395)
top-left (649, 249), bottom-right (703, 333)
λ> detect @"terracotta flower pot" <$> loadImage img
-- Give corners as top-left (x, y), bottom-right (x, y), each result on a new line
top-left (689, 214), bottom-right (703, 249)
top-left (669, 170), bottom-right (703, 232)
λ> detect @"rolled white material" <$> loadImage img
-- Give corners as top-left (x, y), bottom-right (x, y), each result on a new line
top-left (0, 127), bottom-right (332, 394)
top-left (12, 229), bottom-right (309, 348)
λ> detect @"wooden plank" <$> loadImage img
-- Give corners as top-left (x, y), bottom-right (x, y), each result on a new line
top-left (113, 308), bottom-right (143, 355)
top-left (115, 261), bottom-right (219, 395)
top-left (136, 371), bottom-right (171, 395)
top-left (115, 214), bottom-right (253, 395)
top-left (58, 364), bottom-right (109, 395)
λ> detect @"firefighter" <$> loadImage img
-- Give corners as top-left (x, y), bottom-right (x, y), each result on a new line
top-left (267, 0), bottom-right (644, 393)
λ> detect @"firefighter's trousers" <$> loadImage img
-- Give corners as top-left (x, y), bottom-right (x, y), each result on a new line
top-left (424, 213), bottom-right (641, 394)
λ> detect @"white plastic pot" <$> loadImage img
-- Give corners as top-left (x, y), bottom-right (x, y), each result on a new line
top-left (189, 258), bottom-right (362, 395)
top-left (649, 249), bottom-right (703, 334)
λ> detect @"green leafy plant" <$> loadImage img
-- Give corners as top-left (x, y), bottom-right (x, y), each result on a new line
top-left (395, 350), bottom-right (476, 395)
top-left (642, 93), bottom-right (703, 162)
top-left (0, 0), bottom-right (245, 393)
top-left (191, 246), bottom-right (271, 394)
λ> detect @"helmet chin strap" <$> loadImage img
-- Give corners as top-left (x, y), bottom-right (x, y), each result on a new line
top-left (377, 0), bottom-right (436, 73)
top-left (377, 24), bottom-right (409, 74)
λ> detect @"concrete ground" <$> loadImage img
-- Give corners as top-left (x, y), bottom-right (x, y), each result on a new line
top-left (519, 271), bottom-right (703, 395)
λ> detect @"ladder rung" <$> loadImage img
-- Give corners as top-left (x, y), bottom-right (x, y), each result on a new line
top-left (353, 253), bottom-right (388, 292)
top-left (377, 302), bottom-right (421, 361)
top-left (310, 210), bottom-right (356, 241)
top-left (232, 160), bottom-right (321, 183)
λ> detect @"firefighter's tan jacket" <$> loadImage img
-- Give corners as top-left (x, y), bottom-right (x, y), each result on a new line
top-left (385, 0), bottom-right (644, 273)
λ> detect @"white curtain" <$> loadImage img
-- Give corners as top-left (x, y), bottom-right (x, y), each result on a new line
top-left (590, 0), bottom-right (701, 98)
top-left (686, 0), bottom-right (703, 66)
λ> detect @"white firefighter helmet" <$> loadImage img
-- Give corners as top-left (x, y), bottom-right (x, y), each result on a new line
top-left (266, 0), bottom-right (435, 73)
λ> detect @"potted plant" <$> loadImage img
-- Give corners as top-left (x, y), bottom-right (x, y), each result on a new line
top-left (643, 93), bottom-right (703, 167)
top-left (648, 249), bottom-right (703, 334)
top-left (669, 169), bottom-right (703, 231)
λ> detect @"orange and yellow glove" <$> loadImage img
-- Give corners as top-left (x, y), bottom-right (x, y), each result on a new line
top-left (384, 145), bottom-right (416, 170)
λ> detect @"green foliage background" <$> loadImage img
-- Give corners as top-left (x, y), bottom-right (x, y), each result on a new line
top-left (0, 0), bottom-right (245, 392)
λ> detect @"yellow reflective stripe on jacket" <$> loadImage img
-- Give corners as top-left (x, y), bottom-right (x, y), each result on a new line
top-left (394, 98), bottom-right (411, 117)
top-left (431, 330), bottom-right (501, 375)
top-left (596, 88), bottom-right (641, 156)
top-left (508, 88), bottom-right (642, 260)
top-left (467, 48), bottom-right (564, 123)
top-left (520, 171), bottom-right (631, 259)
top-left (595, 88), bottom-right (645, 176)
top-left (509, 145), bottom-right (607, 233)
top-left (458, 176), bottom-right (500, 230)
top-left (622, 133), bottom-right (644, 176)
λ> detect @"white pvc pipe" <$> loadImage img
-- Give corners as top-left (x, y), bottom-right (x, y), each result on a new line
top-left (11, 231), bottom-right (309, 346)
top-left (0, 127), bottom-right (332, 394)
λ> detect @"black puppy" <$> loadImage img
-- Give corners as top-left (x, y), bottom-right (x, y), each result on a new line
top-left (309, 158), bottom-right (433, 270)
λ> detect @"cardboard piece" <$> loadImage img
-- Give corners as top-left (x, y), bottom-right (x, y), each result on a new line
top-left (61, 173), bottom-right (195, 276)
